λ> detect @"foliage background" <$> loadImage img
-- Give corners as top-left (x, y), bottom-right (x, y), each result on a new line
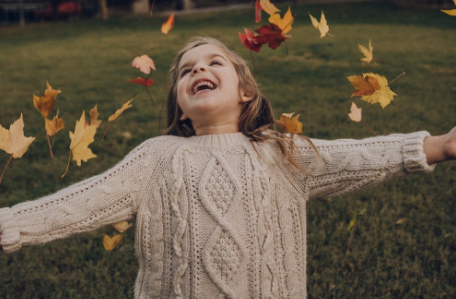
top-left (0, 1), bottom-right (455, 298)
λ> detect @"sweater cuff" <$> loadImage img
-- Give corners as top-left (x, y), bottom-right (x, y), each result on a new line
top-left (403, 131), bottom-right (436, 173)
top-left (0, 207), bottom-right (21, 253)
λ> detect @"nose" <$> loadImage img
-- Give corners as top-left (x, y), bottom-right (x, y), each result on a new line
top-left (191, 64), bottom-right (206, 75)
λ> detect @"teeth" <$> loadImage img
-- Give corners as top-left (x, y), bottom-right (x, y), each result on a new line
top-left (193, 81), bottom-right (215, 94)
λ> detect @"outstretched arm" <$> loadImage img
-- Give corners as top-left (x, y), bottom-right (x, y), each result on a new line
top-left (423, 126), bottom-right (456, 164)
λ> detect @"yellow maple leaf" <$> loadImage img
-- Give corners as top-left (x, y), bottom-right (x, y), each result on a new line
top-left (108, 96), bottom-right (137, 122)
top-left (69, 111), bottom-right (97, 166)
top-left (112, 221), bottom-right (133, 233)
top-left (103, 234), bottom-right (123, 251)
top-left (90, 105), bottom-right (102, 128)
top-left (33, 81), bottom-right (61, 118)
top-left (308, 11), bottom-right (334, 38)
top-left (358, 39), bottom-right (374, 64)
top-left (348, 73), bottom-right (397, 108)
top-left (45, 110), bottom-right (65, 136)
top-left (348, 102), bottom-right (362, 122)
top-left (260, 0), bottom-right (280, 15)
top-left (276, 112), bottom-right (303, 134)
top-left (268, 7), bottom-right (293, 35)
top-left (0, 113), bottom-right (35, 158)
top-left (442, 0), bottom-right (456, 15)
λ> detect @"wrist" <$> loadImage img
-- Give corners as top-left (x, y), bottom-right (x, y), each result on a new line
top-left (423, 134), bottom-right (448, 165)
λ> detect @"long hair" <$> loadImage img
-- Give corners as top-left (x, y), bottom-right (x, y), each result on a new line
top-left (164, 36), bottom-right (317, 168)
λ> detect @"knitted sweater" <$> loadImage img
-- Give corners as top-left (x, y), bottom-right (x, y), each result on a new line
top-left (0, 131), bottom-right (434, 299)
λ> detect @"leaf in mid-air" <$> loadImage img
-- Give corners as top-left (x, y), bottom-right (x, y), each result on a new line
top-left (276, 112), bottom-right (303, 134)
top-left (33, 81), bottom-right (61, 118)
top-left (108, 96), bottom-right (138, 122)
top-left (348, 73), bottom-right (397, 108)
top-left (255, 0), bottom-right (262, 23)
top-left (45, 110), bottom-right (65, 136)
top-left (132, 55), bottom-right (156, 75)
top-left (442, 0), bottom-right (456, 15)
top-left (103, 234), bottom-right (123, 251)
top-left (239, 28), bottom-right (263, 52)
top-left (69, 111), bottom-right (97, 166)
top-left (255, 23), bottom-right (289, 50)
top-left (0, 114), bottom-right (35, 158)
top-left (348, 102), bottom-right (362, 122)
top-left (89, 105), bottom-right (102, 128)
top-left (260, 0), bottom-right (280, 15)
top-left (309, 11), bottom-right (334, 38)
top-left (113, 221), bottom-right (133, 233)
top-left (161, 13), bottom-right (174, 34)
top-left (128, 77), bottom-right (155, 87)
top-left (268, 7), bottom-right (293, 34)
top-left (358, 40), bottom-right (374, 64)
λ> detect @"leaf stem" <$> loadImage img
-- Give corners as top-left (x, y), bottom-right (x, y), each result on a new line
top-left (346, 228), bottom-right (354, 256)
top-left (361, 120), bottom-right (376, 135)
top-left (102, 122), bottom-right (113, 142)
top-left (0, 154), bottom-right (14, 189)
top-left (388, 72), bottom-right (406, 86)
top-left (61, 150), bottom-right (72, 178)
top-left (46, 133), bottom-right (54, 158)
top-left (145, 86), bottom-right (155, 105)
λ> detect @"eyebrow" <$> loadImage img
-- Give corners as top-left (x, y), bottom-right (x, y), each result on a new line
top-left (178, 53), bottom-right (228, 74)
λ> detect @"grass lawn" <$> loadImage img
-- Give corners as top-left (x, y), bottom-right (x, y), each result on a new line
top-left (0, 1), bottom-right (455, 298)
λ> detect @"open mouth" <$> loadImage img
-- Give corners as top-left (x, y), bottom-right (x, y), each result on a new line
top-left (192, 80), bottom-right (217, 95)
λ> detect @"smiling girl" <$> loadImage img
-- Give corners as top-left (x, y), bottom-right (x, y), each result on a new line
top-left (0, 37), bottom-right (455, 299)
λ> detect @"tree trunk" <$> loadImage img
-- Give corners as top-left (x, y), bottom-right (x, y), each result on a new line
top-left (99, 0), bottom-right (109, 20)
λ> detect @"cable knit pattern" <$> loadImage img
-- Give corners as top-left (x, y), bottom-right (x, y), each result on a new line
top-left (0, 131), bottom-right (435, 299)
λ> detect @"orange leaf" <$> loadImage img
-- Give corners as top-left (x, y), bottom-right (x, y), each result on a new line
top-left (348, 73), bottom-right (397, 108)
top-left (128, 77), bottom-right (155, 87)
top-left (108, 96), bottom-right (138, 122)
top-left (113, 221), bottom-right (133, 233)
top-left (0, 113), bottom-right (35, 158)
top-left (260, 0), bottom-right (280, 15)
top-left (33, 81), bottom-right (61, 118)
top-left (276, 112), bottom-right (303, 134)
top-left (132, 55), bottom-right (156, 75)
top-left (45, 110), bottom-right (65, 136)
top-left (90, 105), bottom-right (102, 128)
top-left (348, 102), bottom-right (362, 122)
top-left (103, 234), bottom-right (123, 251)
top-left (161, 13), bottom-right (174, 34)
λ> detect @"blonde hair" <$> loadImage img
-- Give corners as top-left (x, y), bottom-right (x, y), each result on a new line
top-left (164, 36), bottom-right (316, 168)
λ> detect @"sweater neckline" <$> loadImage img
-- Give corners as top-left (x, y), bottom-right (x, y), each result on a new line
top-left (188, 132), bottom-right (249, 149)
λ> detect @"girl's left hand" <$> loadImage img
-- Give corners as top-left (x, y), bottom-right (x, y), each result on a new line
top-left (424, 126), bottom-right (456, 165)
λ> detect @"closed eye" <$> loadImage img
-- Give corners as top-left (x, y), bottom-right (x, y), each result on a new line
top-left (181, 68), bottom-right (191, 76)
top-left (210, 59), bottom-right (222, 66)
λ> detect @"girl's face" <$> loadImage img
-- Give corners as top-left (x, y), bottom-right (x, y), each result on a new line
top-left (176, 44), bottom-right (252, 135)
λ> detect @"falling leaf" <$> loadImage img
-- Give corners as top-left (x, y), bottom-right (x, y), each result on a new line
top-left (90, 105), bottom-right (102, 128)
top-left (347, 73), bottom-right (397, 108)
top-left (69, 111), bottom-right (97, 167)
top-left (309, 11), bottom-right (334, 38)
top-left (128, 77), bottom-right (155, 87)
top-left (0, 113), bottom-right (35, 158)
top-left (255, 0), bottom-right (262, 23)
top-left (103, 234), bottom-right (123, 251)
top-left (161, 13), bottom-right (174, 34)
top-left (255, 23), bottom-right (289, 50)
top-left (108, 96), bottom-right (137, 122)
top-left (33, 81), bottom-right (61, 118)
top-left (348, 102), bottom-right (362, 122)
top-left (260, 0), bottom-right (280, 15)
top-left (358, 39), bottom-right (374, 64)
top-left (44, 81), bottom-right (62, 101)
top-left (268, 7), bottom-right (293, 34)
top-left (113, 221), bottom-right (133, 233)
top-left (132, 55), bottom-right (156, 75)
top-left (239, 28), bottom-right (263, 52)
top-left (347, 208), bottom-right (367, 233)
top-left (442, 0), bottom-right (456, 15)
top-left (276, 112), bottom-right (303, 134)
top-left (45, 110), bottom-right (65, 136)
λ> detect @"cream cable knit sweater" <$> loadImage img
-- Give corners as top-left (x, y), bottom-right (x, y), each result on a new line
top-left (0, 131), bottom-right (435, 299)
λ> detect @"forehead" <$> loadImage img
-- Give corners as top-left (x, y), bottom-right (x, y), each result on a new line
top-left (179, 44), bottom-right (229, 66)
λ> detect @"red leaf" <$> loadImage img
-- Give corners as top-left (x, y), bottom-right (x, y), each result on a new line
top-left (128, 77), bottom-right (155, 86)
top-left (255, 23), bottom-right (287, 49)
top-left (239, 28), bottom-right (263, 52)
top-left (255, 0), bottom-right (262, 23)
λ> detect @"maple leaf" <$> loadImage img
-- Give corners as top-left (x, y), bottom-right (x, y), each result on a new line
top-left (108, 96), bottom-right (137, 122)
top-left (45, 110), bottom-right (65, 136)
top-left (358, 39), bottom-right (376, 64)
top-left (103, 234), bottom-right (123, 251)
top-left (309, 11), bottom-right (334, 38)
top-left (44, 81), bottom-right (62, 101)
top-left (161, 13), bottom-right (174, 34)
top-left (132, 55), bottom-right (156, 75)
top-left (89, 105), bottom-right (102, 128)
top-left (276, 112), bottom-right (303, 134)
top-left (0, 114), bottom-right (35, 159)
top-left (268, 7), bottom-right (293, 35)
top-left (348, 102), bottom-right (362, 122)
top-left (128, 77), bottom-right (154, 87)
top-left (442, 0), bottom-right (456, 15)
top-left (347, 73), bottom-right (397, 108)
top-left (255, 0), bottom-right (262, 23)
top-left (239, 28), bottom-right (263, 52)
top-left (260, 0), bottom-right (280, 15)
top-left (255, 23), bottom-right (288, 50)
top-left (113, 221), bottom-right (133, 233)
top-left (33, 81), bottom-right (62, 118)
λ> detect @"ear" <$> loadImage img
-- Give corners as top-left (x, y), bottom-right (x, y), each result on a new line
top-left (179, 113), bottom-right (188, 121)
top-left (239, 89), bottom-right (254, 103)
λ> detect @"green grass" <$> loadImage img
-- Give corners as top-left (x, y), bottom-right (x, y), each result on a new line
top-left (0, 1), bottom-right (455, 298)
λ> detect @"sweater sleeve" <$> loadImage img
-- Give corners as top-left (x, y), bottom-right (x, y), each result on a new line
top-left (0, 138), bottom-right (160, 253)
top-left (290, 131), bottom-right (435, 200)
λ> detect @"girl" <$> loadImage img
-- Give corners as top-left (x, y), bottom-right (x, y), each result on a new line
top-left (0, 37), bottom-right (455, 299)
